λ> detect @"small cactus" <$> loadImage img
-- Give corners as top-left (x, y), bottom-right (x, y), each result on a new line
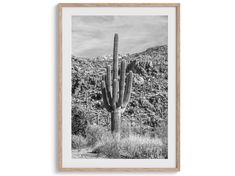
top-left (101, 34), bottom-right (133, 140)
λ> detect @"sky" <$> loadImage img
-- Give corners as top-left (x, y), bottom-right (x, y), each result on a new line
top-left (72, 16), bottom-right (168, 57)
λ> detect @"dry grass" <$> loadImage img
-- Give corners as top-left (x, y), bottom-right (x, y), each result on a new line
top-left (72, 135), bottom-right (87, 150)
top-left (92, 136), bottom-right (120, 158)
top-left (120, 135), bottom-right (164, 159)
top-left (92, 134), bottom-right (166, 159)
top-left (73, 124), bottom-right (168, 159)
top-left (85, 124), bottom-right (110, 147)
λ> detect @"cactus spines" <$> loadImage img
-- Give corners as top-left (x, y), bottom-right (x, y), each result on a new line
top-left (101, 33), bottom-right (133, 140)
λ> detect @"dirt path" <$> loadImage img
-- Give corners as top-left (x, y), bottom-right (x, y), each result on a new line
top-left (72, 148), bottom-right (105, 159)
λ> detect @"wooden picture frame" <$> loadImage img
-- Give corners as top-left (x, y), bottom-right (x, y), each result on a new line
top-left (58, 3), bottom-right (180, 172)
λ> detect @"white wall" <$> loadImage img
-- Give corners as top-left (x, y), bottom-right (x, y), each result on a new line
top-left (0, 0), bottom-right (235, 175)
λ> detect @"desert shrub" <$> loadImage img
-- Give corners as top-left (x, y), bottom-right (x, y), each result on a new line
top-left (121, 121), bottom-right (131, 138)
top-left (121, 121), bottom-right (150, 138)
top-left (92, 134), bottom-right (120, 158)
top-left (72, 106), bottom-right (88, 136)
top-left (92, 134), bottom-right (165, 159)
top-left (154, 126), bottom-right (168, 158)
top-left (85, 124), bottom-right (109, 147)
top-left (72, 135), bottom-right (87, 150)
top-left (120, 135), bottom-right (164, 159)
top-left (129, 125), bottom-right (144, 136)
top-left (155, 126), bottom-right (168, 145)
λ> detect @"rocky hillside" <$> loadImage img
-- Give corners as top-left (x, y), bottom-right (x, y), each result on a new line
top-left (72, 45), bottom-right (168, 137)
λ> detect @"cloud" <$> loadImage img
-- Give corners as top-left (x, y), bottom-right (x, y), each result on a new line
top-left (72, 16), bottom-right (167, 57)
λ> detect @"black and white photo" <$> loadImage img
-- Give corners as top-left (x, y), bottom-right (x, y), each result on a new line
top-left (71, 16), bottom-right (168, 159)
top-left (58, 4), bottom-right (180, 171)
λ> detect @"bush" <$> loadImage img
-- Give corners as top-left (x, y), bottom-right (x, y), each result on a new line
top-left (92, 134), bottom-right (120, 158)
top-left (121, 120), bottom-right (146, 138)
top-left (120, 135), bottom-right (164, 159)
top-left (92, 134), bottom-right (166, 159)
top-left (155, 126), bottom-right (168, 145)
top-left (72, 106), bottom-right (88, 136)
top-left (85, 125), bottom-right (109, 147)
top-left (120, 121), bottom-right (131, 138)
top-left (72, 135), bottom-right (87, 150)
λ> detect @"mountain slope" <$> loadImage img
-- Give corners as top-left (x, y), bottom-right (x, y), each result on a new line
top-left (72, 45), bottom-right (168, 137)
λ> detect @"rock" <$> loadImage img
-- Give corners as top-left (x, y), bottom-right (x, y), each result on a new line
top-left (134, 74), bottom-right (144, 85)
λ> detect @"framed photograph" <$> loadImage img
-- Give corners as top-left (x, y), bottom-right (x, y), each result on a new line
top-left (58, 3), bottom-right (180, 171)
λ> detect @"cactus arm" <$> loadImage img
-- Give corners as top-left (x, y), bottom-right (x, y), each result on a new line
top-left (112, 79), bottom-right (118, 109)
top-left (118, 60), bottom-right (126, 107)
top-left (105, 65), bottom-right (112, 103)
top-left (101, 80), bottom-right (112, 112)
top-left (123, 71), bottom-right (133, 108)
top-left (113, 33), bottom-right (118, 81)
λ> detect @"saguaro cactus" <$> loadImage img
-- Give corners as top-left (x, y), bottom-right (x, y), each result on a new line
top-left (101, 33), bottom-right (133, 140)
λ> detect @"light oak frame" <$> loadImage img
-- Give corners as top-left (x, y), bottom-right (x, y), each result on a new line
top-left (58, 3), bottom-right (180, 172)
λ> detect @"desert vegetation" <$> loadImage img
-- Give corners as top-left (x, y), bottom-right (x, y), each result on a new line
top-left (72, 34), bottom-right (168, 159)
